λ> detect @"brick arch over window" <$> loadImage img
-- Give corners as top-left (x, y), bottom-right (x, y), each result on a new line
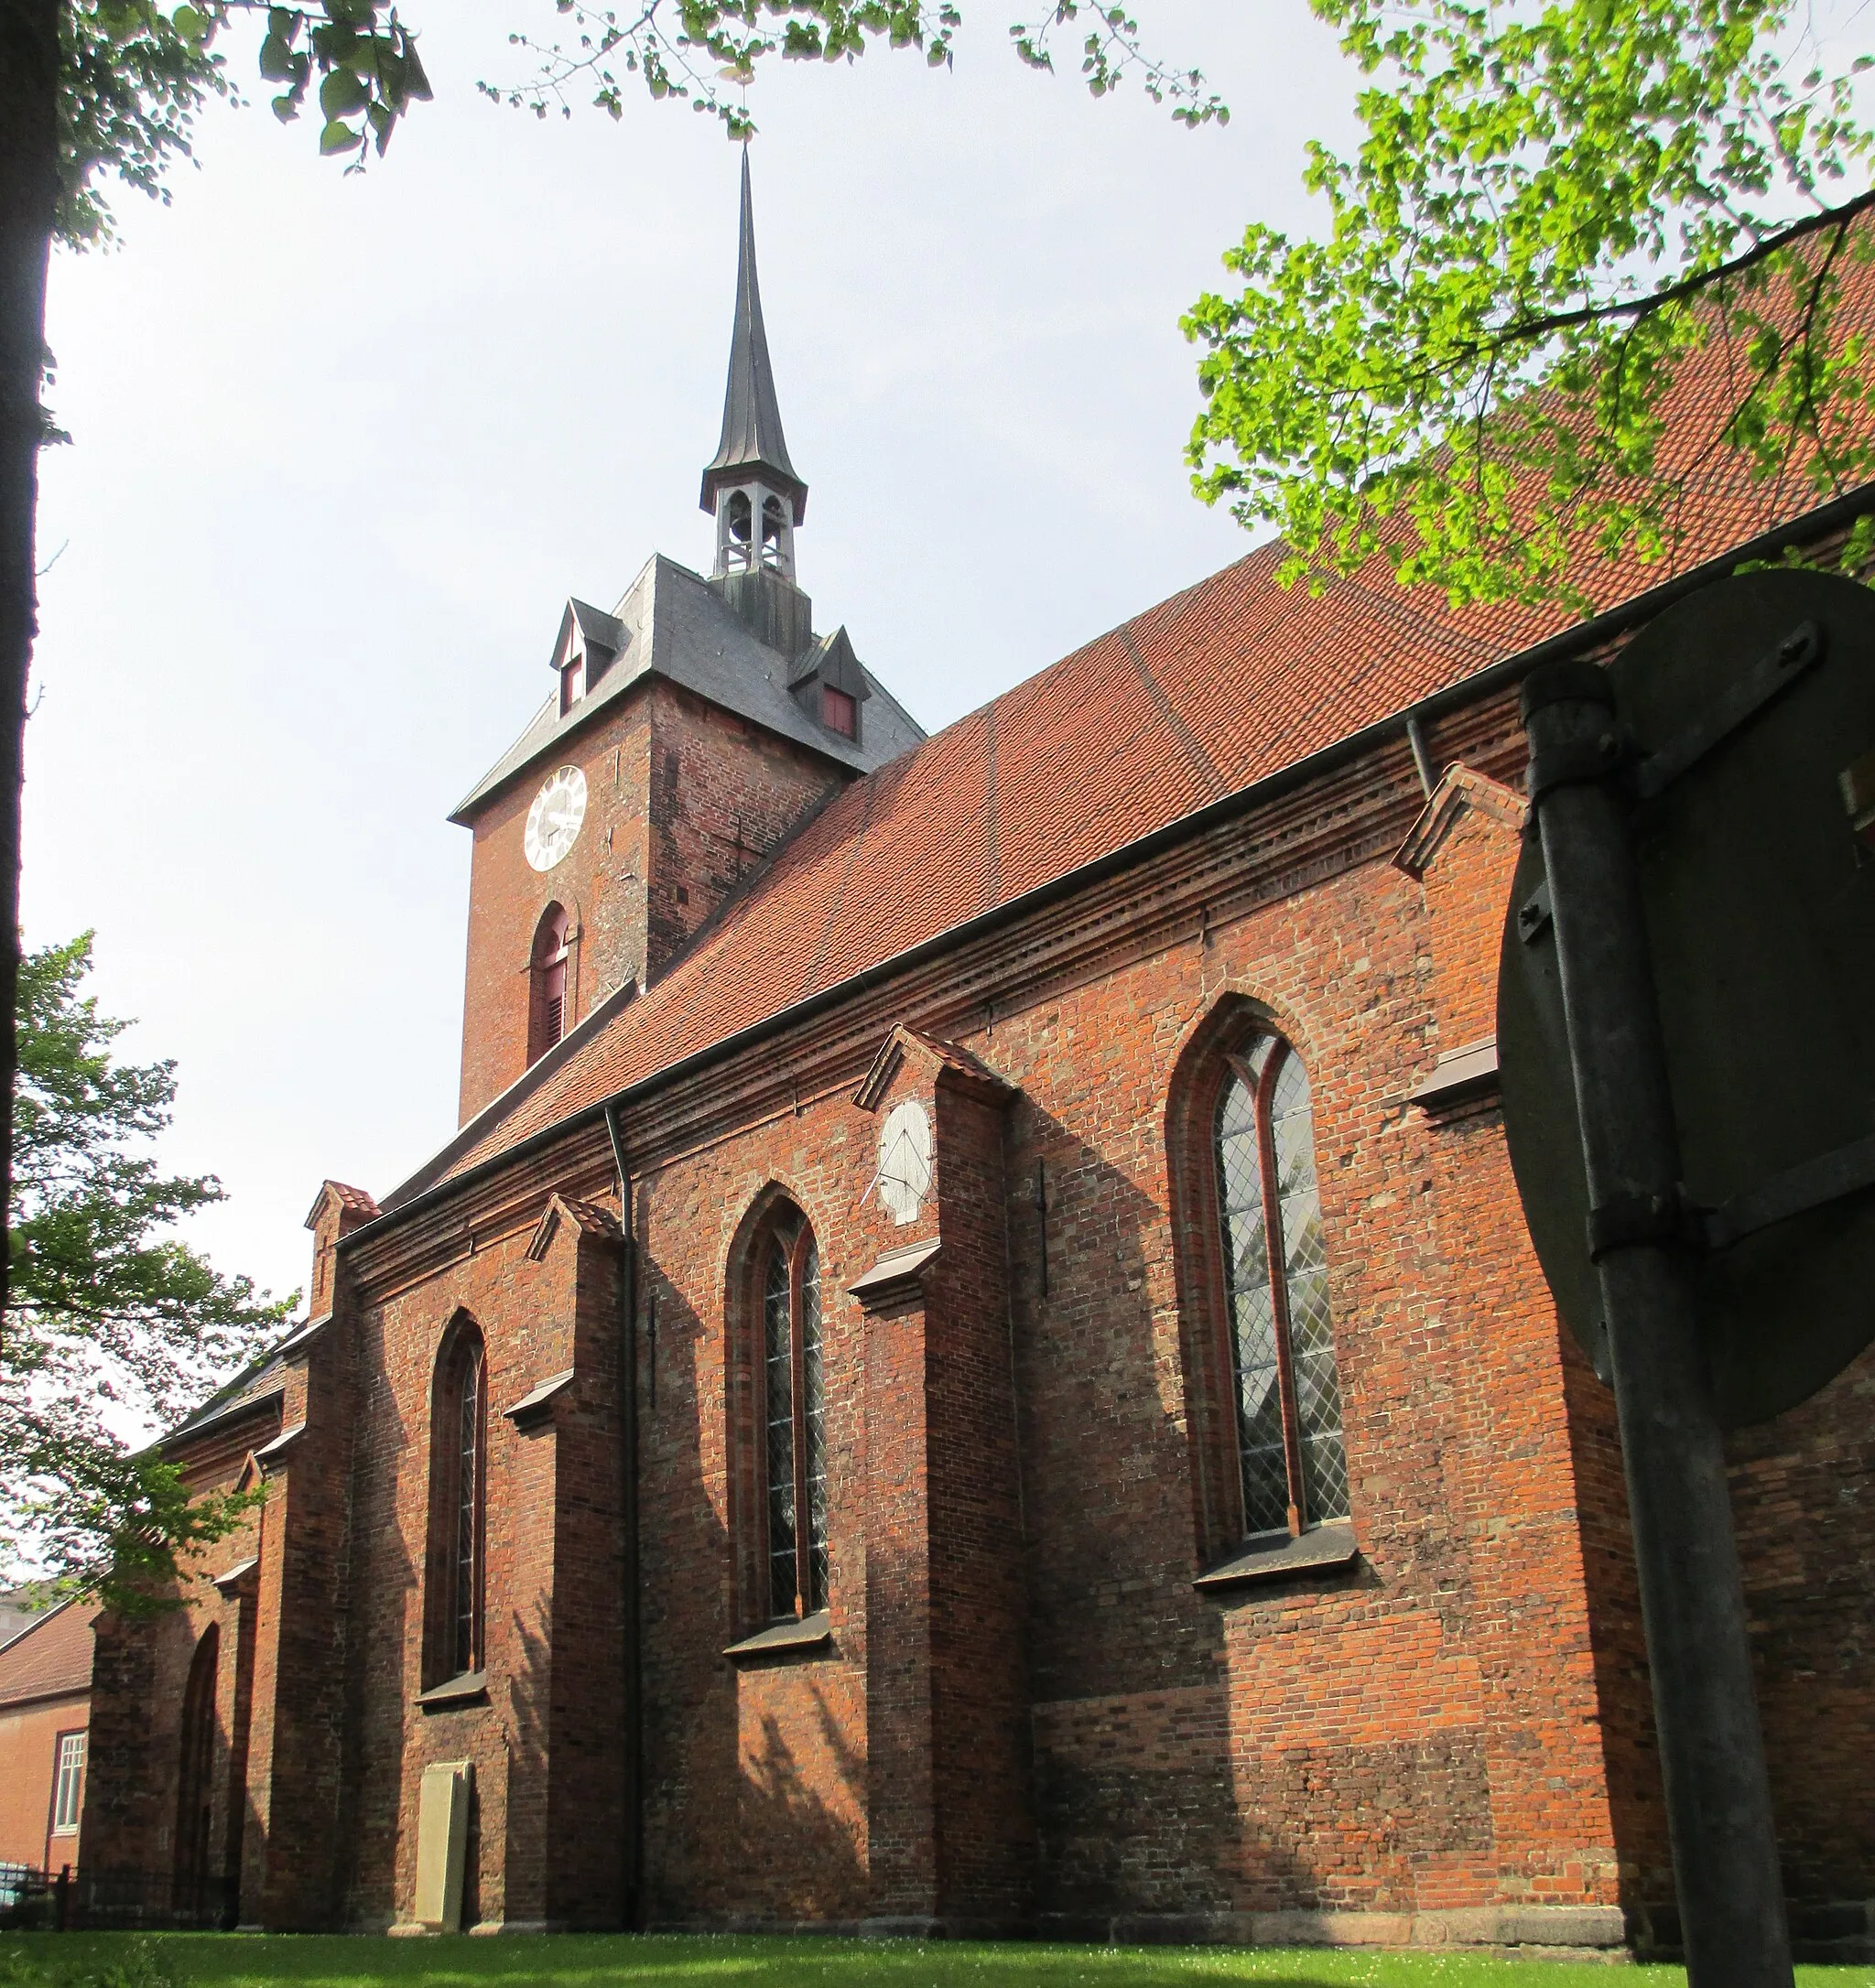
top-left (528, 903), bottom-right (570, 1064)
top-left (1167, 996), bottom-right (1349, 1565)
top-left (725, 1188), bottom-right (829, 1632)
top-left (424, 1313), bottom-right (487, 1687)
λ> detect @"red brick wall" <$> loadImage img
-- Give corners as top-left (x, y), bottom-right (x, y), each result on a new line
top-left (0, 1695), bottom-right (88, 1873)
top-left (333, 1196), bottom-right (626, 1931)
top-left (458, 694), bottom-right (653, 1125)
top-left (83, 667), bottom-right (1875, 1949)
top-left (634, 1134), bottom-right (875, 1927)
top-left (457, 682), bottom-right (842, 1125)
top-left (925, 1079), bottom-right (1033, 1926)
top-left (1727, 1343), bottom-right (1875, 1918)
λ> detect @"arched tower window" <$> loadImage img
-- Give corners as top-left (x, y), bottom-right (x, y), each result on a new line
top-left (172, 1625), bottom-right (220, 1921)
top-left (759, 1209), bottom-right (827, 1621)
top-left (759, 494), bottom-right (789, 572)
top-left (1213, 1034), bottom-right (1348, 1537)
top-left (426, 1318), bottom-right (486, 1685)
top-left (528, 905), bottom-right (569, 1064)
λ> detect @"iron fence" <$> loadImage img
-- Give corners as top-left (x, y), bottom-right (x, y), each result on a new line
top-left (27, 1867), bottom-right (235, 1932)
top-left (0, 1863), bottom-right (74, 1932)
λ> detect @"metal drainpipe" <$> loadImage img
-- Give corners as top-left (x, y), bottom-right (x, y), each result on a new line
top-left (603, 1099), bottom-right (645, 1931)
top-left (1404, 713), bottom-right (1437, 798)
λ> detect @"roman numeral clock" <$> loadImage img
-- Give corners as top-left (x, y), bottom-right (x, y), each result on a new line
top-left (525, 765), bottom-right (587, 872)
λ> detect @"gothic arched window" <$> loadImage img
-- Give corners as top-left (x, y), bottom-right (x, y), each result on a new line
top-left (172, 1625), bottom-right (219, 1921)
top-left (760, 1212), bottom-right (827, 1621)
top-left (528, 905), bottom-right (569, 1064)
top-left (1212, 1033), bottom-right (1349, 1537)
top-left (426, 1319), bottom-right (486, 1684)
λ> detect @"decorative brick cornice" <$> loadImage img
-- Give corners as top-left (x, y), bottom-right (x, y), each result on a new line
top-left (525, 1191), bottom-right (623, 1262)
top-left (304, 1180), bottom-right (381, 1230)
top-left (853, 1024), bottom-right (1014, 1112)
top-left (1392, 763), bottom-right (1527, 880)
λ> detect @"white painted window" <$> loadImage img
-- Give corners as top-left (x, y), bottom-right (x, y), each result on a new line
top-left (51, 1731), bottom-right (85, 1832)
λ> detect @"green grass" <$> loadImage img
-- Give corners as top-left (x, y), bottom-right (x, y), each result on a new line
top-left (0, 1936), bottom-right (1871, 1988)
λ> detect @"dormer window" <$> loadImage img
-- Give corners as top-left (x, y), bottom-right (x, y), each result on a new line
top-left (821, 685), bottom-right (856, 739)
top-left (547, 600), bottom-right (623, 716)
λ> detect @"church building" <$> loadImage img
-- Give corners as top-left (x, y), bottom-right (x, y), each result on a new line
top-left (79, 160), bottom-right (1875, 1957)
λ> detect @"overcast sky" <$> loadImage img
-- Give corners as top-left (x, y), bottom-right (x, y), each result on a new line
top-left (29, 0), bottom-right (1360, 1330)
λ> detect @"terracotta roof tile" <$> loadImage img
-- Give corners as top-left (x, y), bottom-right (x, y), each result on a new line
top-left (0, 1602), bottom-right (95, 1710)
top-left (428, 244), bottom-right (1875, 1187)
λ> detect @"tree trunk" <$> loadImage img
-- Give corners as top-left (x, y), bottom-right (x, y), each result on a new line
top-left (0, 0), bottom-right (58, 1331)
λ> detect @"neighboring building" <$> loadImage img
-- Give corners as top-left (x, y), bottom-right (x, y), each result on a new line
top-left (81, 164), bottom-right (1875, 1957)
top-left (0, 1601), bottom-right (96, 1876)
top-left (0, 1591), bottom-right (44, 1650)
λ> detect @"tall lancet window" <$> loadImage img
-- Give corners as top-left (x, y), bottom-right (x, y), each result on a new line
top-left (528, 904), bottom-right (569, 1064)
top-left (1214, 1034), bottom-right (1349, 1536)
top-left (763, 1214), bottom-right (827, 1620)
top-left (426, 1317), bottom-right (486, 1685)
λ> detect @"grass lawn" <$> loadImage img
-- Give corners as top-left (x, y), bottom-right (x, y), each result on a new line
top-left (1, 1936), bottom-right (1871, 1988)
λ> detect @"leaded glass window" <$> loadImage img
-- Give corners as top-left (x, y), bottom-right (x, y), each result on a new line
top-left (764, 1218), bottom-right (828, 1620)
top-left (452, 1340), bottom-right (484, 1675)
top-left (428, 1321), bottom-right (485, 1684)
top-left (1214, 1035), bottom-right (1349, 1536)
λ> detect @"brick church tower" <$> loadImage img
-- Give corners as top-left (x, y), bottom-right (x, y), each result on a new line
top-left (450, 148), bottom-right (922, 1126)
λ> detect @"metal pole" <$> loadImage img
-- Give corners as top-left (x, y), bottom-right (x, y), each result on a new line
top-left (1522, 661), bottom-right (1792, 1985)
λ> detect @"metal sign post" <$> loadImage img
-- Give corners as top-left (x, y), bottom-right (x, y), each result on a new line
top-left (1520, 658), bottom-right (1793, 1983)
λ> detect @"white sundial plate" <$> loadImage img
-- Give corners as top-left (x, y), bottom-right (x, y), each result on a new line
top-left (524, 765), bottom-right (588, 873)
top-left (877, 1098), bottom-right (933, 1226)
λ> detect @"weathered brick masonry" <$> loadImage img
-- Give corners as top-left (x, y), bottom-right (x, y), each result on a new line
top-left (79, 194), bottom-right (1875, 1956)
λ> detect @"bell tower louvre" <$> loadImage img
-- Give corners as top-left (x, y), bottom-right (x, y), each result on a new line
top-left (447, 153), bottom-right (925, 1129)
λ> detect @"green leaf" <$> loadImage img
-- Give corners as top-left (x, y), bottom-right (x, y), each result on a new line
top-left (319, 68), bottom-right (371, 118)
top-left (319, 117), bottom-right (360, 153)
top-left (170, 5), bottom-right (206, 44)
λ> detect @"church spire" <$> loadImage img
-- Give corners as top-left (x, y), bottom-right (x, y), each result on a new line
top-left (700, 148), bottom-right (808, 583)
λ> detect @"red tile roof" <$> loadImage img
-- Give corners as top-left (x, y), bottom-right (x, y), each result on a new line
top-left (0, 1602), bottom-right (95, 1711)
top-left (432, 251), bottom-right (1875, 1187)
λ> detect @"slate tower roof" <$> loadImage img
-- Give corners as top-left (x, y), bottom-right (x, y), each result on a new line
top-left (699, 147), bottom-right (807, 524)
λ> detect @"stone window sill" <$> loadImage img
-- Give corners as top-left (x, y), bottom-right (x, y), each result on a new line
top-left (1194, 1519), bottom-right (1359, 1593)
top-left (723, 1610), bottom-right (832, 1661)
top-left (416, 1669), bottom-right (488, 1710)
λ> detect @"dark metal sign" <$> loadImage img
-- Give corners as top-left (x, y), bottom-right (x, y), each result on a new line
top-left (1501, 567), bottom-right (1875, 1427)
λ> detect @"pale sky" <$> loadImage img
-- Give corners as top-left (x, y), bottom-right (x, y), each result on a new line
top-left (29, 0), bottom-right (1360, 1332)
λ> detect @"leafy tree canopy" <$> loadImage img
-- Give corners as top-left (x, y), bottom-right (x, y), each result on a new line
top-left (50, 0), bottom-right (1875, 606)
top-left (2, 935), bottom-right (292, 1612)
top-left (1184, 0), bottom-right (1875, 610)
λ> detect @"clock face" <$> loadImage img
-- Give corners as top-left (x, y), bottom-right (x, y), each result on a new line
top-left (877, 1099), bottom-right (933, 1226)
top-left (524, 765), bottom-right (587, 873)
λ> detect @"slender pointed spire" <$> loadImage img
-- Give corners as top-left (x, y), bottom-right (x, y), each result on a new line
top-left (699, 147), bottom-right (807, 522)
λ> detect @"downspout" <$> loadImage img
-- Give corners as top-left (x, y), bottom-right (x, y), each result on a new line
top-left (1404, 713), bottom-right (1437, 798)
top-left (603, 1099), bottom-right (645, 1931)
